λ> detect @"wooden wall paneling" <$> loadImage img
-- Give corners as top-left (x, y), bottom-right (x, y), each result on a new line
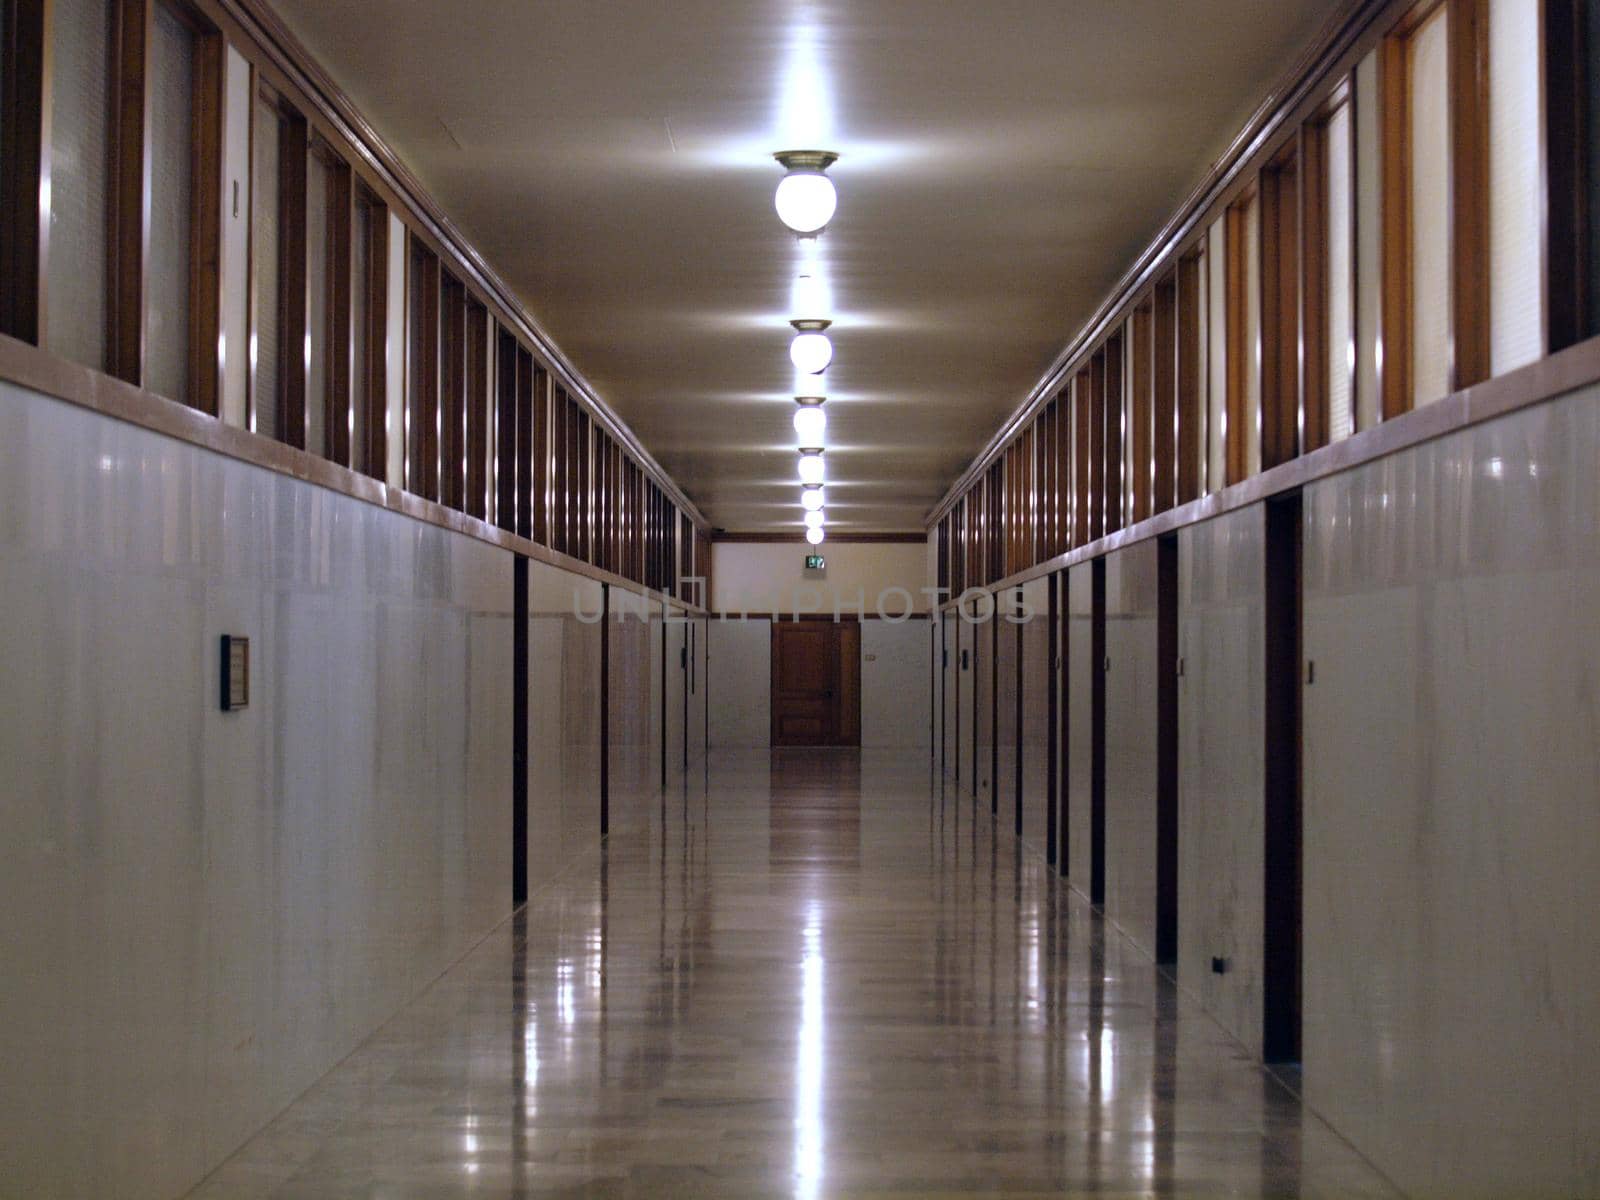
top-left (357, 190), bottom-right (387, 479)
top-left (551, 386), bottom-right (568, 553)
top-left (0, 0), bottom-right (46, 344)
top-left (1153, 273), bottom-right (1178, 512)
top-left (1057, 387), bottom-right (1074, 554)
top-left (1074, 368), bottom-right (1092, 547)
top-left (110, 0), bottom-right (154, 388)
top-left (1176, 254), bottom-right (1203, 503)
top-left (513, 344), bottom-right (534, 540)
top-left (323, 150), bottom-right (352, 464)
top-left (277, 102), bottom-right (307, 447)
top-left (1261, 143), bottom-right (1302, 469)
top-left (464, 297), bottom-right (488, 519)
top-left (1544, 0), bottom-right (1590, 350)
top-left (1301, 119), bottom-right (1332, 452)
top-left (1225, 191), bottom-right (1254, 481)
top-left (530, 360), bottom-right (548, 545)
top-left (185, 16), bottom-right (223, 416)
top-left (577, 405), bottom-right (591, 563)
top-left (1130, 301), bottom-right (1154, 522)
top-left (1448, 0), bottom-right (1490, 389)
top-left (494, 326), bottom-right (517, 532)
top-left (1102, 331), bottom-right (1125, 536)
top-left (404, 236), bottom-right (437, 493)
top-left (439, 270), bottom-right (465, 510)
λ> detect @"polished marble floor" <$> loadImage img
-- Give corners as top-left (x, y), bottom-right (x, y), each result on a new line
top-left (188, 750), bottom-right (1397, 1199)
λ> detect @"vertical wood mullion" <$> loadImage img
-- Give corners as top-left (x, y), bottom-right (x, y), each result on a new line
top-left (187, 23), bottom-right (222, 416)
top-left (0, 0), bottom-right (46, 344)
top-left (1175, 255), bottom-right (1202, 504)
top-left (279, 110), bottom-right (306, 448)
top-left (494, 328), bottom-right (517, 533)
top-left (1130, 304), bottom-right (1153, 523)
top-left (1225, 196), bottom-right (1252, 480)
top-left (1544, 0), bottom-right (1588, 350)
top-left (1102, 334), bottom-right (1124, 536)
top-left (514, 349), bottom-right (533, 540)
top-left (363, 196), bottom-right (387, 480)
top-left (110, 0), bottom-right (153, 386)
top-left (1448, 0), bottom-right (1490, 389)
top-left (325, 157), bottom-right (352, 464)
top-left (1153, 275), bottom-right (1177, 513)
top-left (1302, 121), bottom-right (1331, 452)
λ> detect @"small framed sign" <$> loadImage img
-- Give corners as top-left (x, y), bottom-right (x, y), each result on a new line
top-left (804, 554), bottom-right (825, 570)
top-left (220, 635), bottom-right (249, 711)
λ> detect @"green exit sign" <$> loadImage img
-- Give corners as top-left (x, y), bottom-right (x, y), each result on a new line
top-left (804, 554), bottom-right (825, 570)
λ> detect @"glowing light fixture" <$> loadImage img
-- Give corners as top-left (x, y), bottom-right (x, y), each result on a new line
top-left (798, 449), bottom-right (825, 486)
top-left (789, 320), bottom-right (832, 374)
top-left (805, 525), bottom-right (825, 546)
top-left (803, 509), bottom-right (825, 530)
top-left (801, 485), bottom-right (825, 511)
top-left (774, 151), bottom-right (838, 234)
top-left (793, 399), bottom-right (826, 449)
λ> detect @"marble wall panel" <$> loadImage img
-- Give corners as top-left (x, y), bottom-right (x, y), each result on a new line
top-left (1177, 505), bottom-right (1265, 1051)
top-left (708, 617), bottom-right (770, 748)
top-left (1104, 541), bottom-right (1160, 956)
top-left (1020, 576), bottom-right (1052, 861)
top-left (861, 619), bottom-right (932, 749)
top-left (1302, 383), bottom-right (1600, 1197)
top-left (1065, 563), bottom-right (1095, 893)
top-left (0, 381), bottom-right (511, 1199)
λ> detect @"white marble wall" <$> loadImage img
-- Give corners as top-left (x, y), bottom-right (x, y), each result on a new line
top-left (708, 617), bottom-right (771, 747)
top-left (1177, 506), bottom-right (1265, 1052)
top-left (1020, 576), bottom-right (1052, 861)
top-left (526, 563), bottom-right (602, 885)
top-left (861, 619), bottom-right (931, 748)
top-left (995, 594), bottom-right (1020, 826)
top-left (0, 381), bottom-right (512, 1199)
top-left (690, 614), bottom-right (709, 763)
top-left (974, 610), bottom-right (996, 806)
top-left (1302, 382), bottom-right (1600, 1197)
top-left (1065, 563), bottom-right (1095, 892)
top-left (957, 616), bottom-right (976, 792)
top-left (663, 614), bottom-right (688, 783)
top-left (608, 585), bottom-right (656, 828)
top-left (1104, 541), bottom-right (1160, 956)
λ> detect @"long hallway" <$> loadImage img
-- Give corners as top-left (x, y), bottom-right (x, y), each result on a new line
top-left (189, 751), bottom-right (1396, 1199)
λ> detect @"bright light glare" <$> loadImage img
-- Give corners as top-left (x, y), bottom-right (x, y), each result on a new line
top-left (801, 486), bottom-right (825, 511)
top-left (798, 452), bottom-right (825, 485)
top-left (804, 509), bottom-right (825, 529)
top-left (794, 405), bottom-right (826, 447)
top-left (805, 526), bottom-right (825, 546)
top-left (790, 331), bottom-right (832, 374)
top-left (775, 170), bottom-right (836, 234)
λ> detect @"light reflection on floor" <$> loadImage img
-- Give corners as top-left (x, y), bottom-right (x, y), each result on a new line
top-left (187, 749), bottom-right (1398, 1199)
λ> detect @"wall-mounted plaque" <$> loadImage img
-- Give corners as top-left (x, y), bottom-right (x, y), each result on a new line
top-left (220, 635), bottom-right (249, 711)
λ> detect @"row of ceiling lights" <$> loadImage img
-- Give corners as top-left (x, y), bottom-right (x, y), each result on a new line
top-left (774, 150), bottom-right (839, 546)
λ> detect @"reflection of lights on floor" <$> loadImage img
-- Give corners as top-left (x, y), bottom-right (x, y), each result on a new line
top-left (796, 907), bottom-right (825, 1200)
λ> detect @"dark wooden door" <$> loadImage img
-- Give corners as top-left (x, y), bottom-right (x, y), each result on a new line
top-left (771, 620), bottom-right (858, 746)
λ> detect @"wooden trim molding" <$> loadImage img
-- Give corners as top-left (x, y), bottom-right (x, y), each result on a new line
top-left (0, 330), bottom-right (707, 613)
top-left (936, 329), bottom-right (1600, 607)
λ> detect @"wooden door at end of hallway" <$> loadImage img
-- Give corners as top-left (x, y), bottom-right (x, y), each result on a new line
top-left (771, 619), bottom-right (860, 747)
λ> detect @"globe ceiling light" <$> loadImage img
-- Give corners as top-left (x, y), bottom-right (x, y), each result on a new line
top-left (773, 150), bottom-right (839, 234)
top-left (803, 508), bottom-right (825, 530)
top-left (806, 525), bottom-right (825, 546)
top-left (793, 399), bottom-right (826, 449)
top-left (798, 449), bottom-right (825, 486)
top-left (801, 485), bottom-right (825, 511)
top-left (789, 320), bottom-right (833, 374)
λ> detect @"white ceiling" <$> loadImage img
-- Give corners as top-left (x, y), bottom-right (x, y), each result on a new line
top-left (272, 0), bottom-right (1346, 532)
